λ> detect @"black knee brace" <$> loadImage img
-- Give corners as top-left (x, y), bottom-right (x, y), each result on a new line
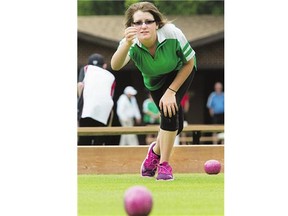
top-left (160, 109), bottom-right (184, 135)
top-left (160, 111), bottom-right (179, 131)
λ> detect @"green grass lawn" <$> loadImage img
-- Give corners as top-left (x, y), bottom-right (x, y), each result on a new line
top-left (78, 173), bottom-right (224, 216)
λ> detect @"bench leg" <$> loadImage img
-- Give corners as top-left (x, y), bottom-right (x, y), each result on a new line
top-left (192, 131), bottom-right (201, 144)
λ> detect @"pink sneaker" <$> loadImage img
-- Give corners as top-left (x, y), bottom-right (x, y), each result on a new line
top-left (140, 142), bottom-right (160, 177)
top-left (156, 162), bottom-right (174, 181)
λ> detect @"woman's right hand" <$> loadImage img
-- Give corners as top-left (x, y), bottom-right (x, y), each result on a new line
top-left (124, 27), bottom-right (137, 44)
top-left (111, 27), bottom-right (136, 71)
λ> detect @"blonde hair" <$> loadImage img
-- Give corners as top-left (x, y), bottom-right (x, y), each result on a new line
top-left (124, 2), bottom-right (168, 29)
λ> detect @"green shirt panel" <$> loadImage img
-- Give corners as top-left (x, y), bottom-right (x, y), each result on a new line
top-left (130, 39), bottom-right (185, 90)
top-left (128, 23), bottom-right (195, 90)
top-left (118, 24), bottom-right (196, 90)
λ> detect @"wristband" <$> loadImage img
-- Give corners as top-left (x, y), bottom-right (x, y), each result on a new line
top-left (168, 87), bottom-right (177, 93)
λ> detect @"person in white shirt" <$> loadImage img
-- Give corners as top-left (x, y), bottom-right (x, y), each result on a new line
top-left (78, 53), bottom-right (116, 145)
top-left (116, 86), bottom-right (141, 145)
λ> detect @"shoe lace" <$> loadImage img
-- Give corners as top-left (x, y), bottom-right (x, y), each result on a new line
top-left (145, 157), bottom-right (159, 169)
top-left (158, 163), bottom-right (171, 174)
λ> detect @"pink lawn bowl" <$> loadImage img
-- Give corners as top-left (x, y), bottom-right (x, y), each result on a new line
top-left (124, 185), bottom-right (153, 216)
top-left (204, 159), bottom-right (221, 174)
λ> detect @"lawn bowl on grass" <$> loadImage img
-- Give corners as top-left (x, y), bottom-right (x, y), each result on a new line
top-left (204, 159), bottom-right (221, 175)
top-left (124, 185), bottom-right (153, 216)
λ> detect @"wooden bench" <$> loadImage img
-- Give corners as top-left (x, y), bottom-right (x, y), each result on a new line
top-left (145, 135), bottom-right (220, 145)
top-left (78, 124), bottom-right (224, 144)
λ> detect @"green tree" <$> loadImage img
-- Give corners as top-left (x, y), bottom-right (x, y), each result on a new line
top-left (153, 0), bottom-right (224, 15)
top-left (78, 0), bottom-right (126, 15)
top-left (78, 0), bottom-right (224, 16)
top-left (125, 0), bottom-right (139, 9)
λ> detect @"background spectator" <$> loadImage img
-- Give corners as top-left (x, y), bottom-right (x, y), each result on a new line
top-left (78, 53), bottom-right (116, 145)
top-left (142, 92), bottom-right (160, 145)
top-left (179, 92), bottom-right (190, 145)
top-left (206, 81), bottom-right (224, 144)
top-left (116, 86), bottom-right (141, 145)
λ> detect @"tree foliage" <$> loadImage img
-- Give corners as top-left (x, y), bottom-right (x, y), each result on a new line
top-left (155, 0), bottom-right (224, 15)
top-left (78, 0), bottom-right (224, 16)
top-left (78, 0), bottom-right (126, 15)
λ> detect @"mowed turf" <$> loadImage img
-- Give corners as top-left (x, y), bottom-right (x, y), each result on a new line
top-left (78, 173), bottom-right (224, 216)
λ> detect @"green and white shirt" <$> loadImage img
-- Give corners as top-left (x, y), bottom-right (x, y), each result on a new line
top-left (119, 23), bottom-right (196, 91)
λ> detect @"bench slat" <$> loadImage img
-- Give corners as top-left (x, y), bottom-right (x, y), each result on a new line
top-left (78, 124), bottom-right (224, 136)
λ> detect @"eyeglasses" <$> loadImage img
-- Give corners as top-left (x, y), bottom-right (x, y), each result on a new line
top-left (132, 20), bottom-right (155, 27)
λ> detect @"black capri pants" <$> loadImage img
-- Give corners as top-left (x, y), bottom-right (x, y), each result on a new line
top-left (150, 69), bottom-right (195, 135)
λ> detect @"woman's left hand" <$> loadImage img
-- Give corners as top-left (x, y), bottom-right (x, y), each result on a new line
top-left (159, 90), bottom-right (178, 118)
